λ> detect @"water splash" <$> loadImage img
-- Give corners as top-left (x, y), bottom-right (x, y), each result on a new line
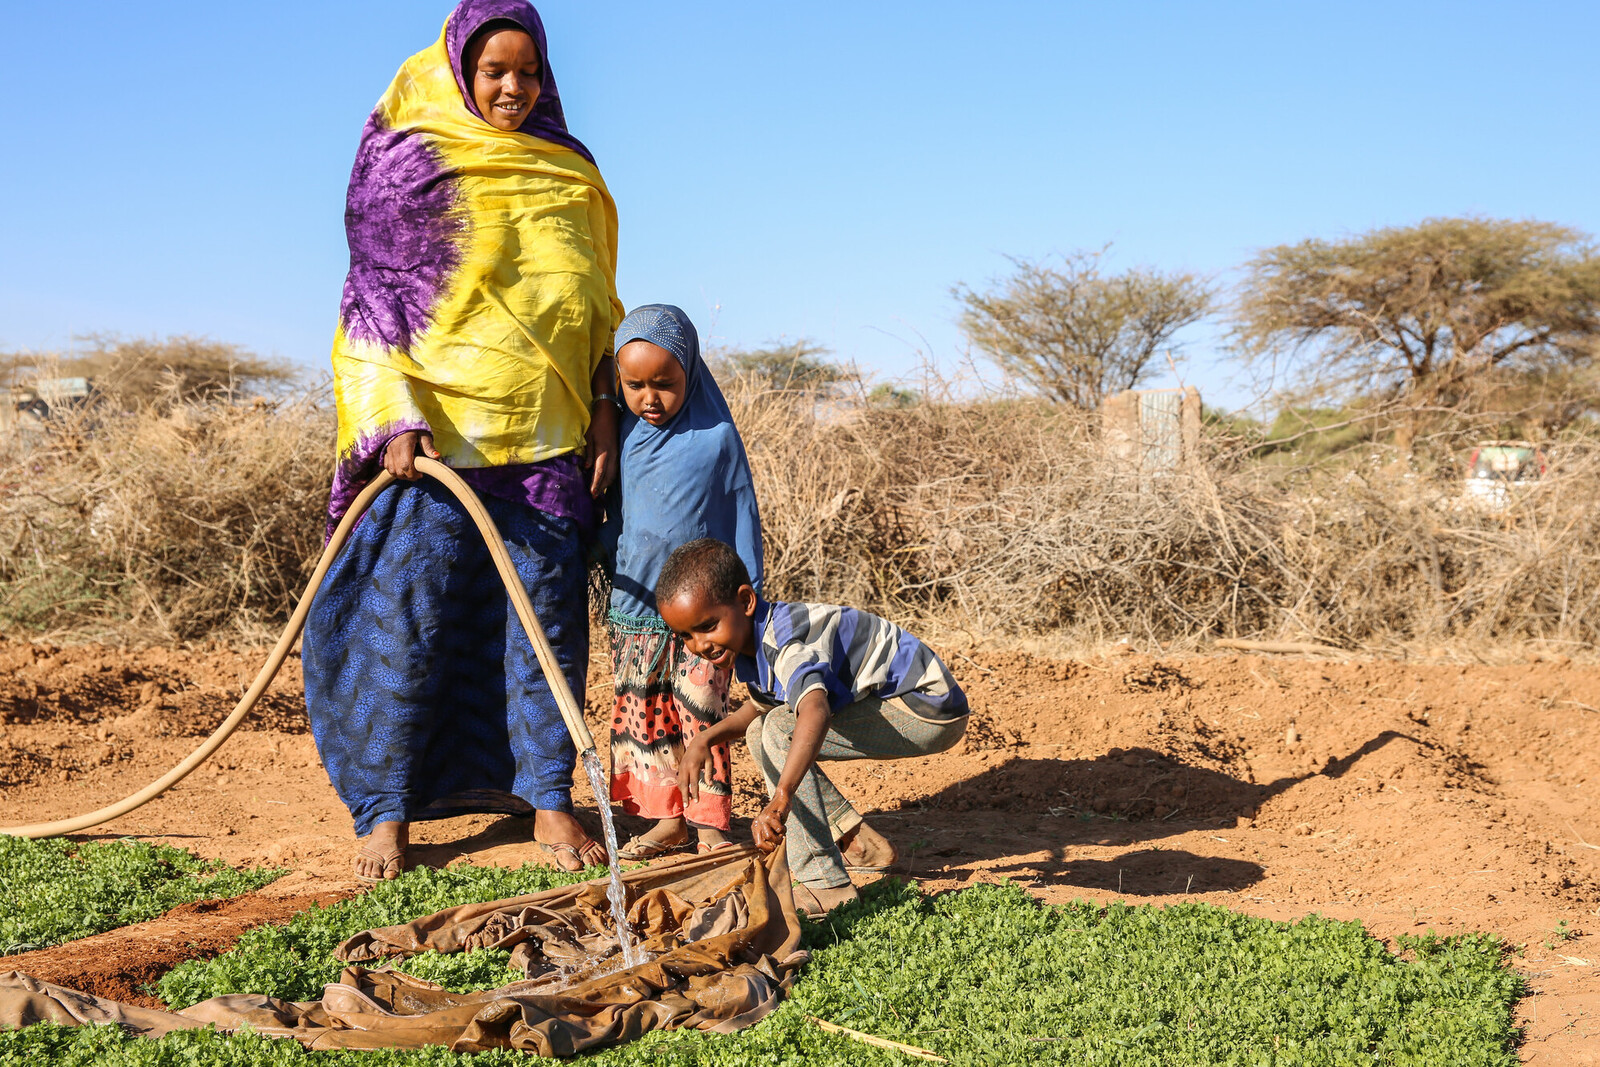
top-left (579, 746), bottom-right (642, 968)
top-left (531, 946), bottom-right (658, 995)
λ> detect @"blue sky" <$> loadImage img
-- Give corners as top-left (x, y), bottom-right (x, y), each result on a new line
top-left (2, 1), bottom-right (1595, 410)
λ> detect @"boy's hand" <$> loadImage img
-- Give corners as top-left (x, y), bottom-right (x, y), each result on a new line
top-left (757, 692), bottom-right (829, 854)
top-left (752, 787), bottom-right (791, 853)
top-left (677, 737), bottom-right (709, 805)
top-left (382, 431), bottom-right (438, 481)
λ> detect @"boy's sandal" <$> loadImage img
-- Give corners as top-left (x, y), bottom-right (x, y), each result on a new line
top-left (790, 881), bottom-right (859, 918)
top-left (354, 844), bottom-right (405, 883)
top-left (696, 840), bottom-right (738, 855)
top-left (845, 861), bottom-right (895, 875)
top-left (617, 834), bottom-right (687, 862)
top-left (840, 828), bottom-right (899, 875)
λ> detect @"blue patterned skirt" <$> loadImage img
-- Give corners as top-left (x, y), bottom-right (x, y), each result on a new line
top-left (303, 479), bottom-right (588, 836)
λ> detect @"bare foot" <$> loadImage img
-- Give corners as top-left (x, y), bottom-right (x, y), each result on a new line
top-left (354, 820), bottom-right (408, 881)
top-left (642, 816), bottom-right (688, 846)
top-left (695, 826), bottom-right (730, 850)
top-left (618, 817), bottom-right (689, 860)
top-left (535, 809), bottom-right (607, 872)
top-left (838, 821), bottom-right (897, 871)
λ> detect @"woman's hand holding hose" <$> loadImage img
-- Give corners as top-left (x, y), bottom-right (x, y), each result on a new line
top-left (382, 431), bottom-right (440, 481)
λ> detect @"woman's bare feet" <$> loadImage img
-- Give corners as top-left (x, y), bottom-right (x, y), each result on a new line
top-left (838, 821), bottom-right (897, 871)
top-left (535, 809), bottom-right (608, 872)
top-left (354, 819), bottom-right (408, 881)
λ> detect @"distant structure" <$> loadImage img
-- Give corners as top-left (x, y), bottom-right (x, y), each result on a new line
top-left (1102, 386), bottom-right (1202, 476)
top-left (2, 376), bottom-right (94, 435)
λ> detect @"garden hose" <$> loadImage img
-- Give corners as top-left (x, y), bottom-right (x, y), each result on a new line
top-left (0, 456), bottom-right (596, 840)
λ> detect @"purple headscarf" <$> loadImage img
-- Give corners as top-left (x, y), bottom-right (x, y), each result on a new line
top-left (445, 0), bottom-right (594, 164)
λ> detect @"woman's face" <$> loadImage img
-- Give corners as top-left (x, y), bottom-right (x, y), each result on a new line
top-left (617, 340), bottom-right (688, 426)
top-left (466, 28), bottom-right (542, 131)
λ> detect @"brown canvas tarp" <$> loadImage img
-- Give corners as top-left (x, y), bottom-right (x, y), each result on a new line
top-left (0, 846), bottom-right (806, 1055)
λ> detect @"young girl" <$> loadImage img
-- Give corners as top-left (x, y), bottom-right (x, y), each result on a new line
top-left (601, 304), bottom-right (762, 858)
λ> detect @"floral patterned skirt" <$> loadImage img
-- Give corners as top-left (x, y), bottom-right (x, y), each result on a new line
top-left (607, 616), bottom-right (732, 831)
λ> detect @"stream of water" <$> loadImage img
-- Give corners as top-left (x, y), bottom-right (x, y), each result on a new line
top-left (579, 746), bottom-right (642, 968)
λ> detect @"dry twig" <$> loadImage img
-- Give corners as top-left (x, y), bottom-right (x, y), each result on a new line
top-left (807, 1016), bottom-right (947, 1062)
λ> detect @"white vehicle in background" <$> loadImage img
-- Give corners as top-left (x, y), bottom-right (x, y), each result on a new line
top-left (1461, 441), bottom-right (1548, 511)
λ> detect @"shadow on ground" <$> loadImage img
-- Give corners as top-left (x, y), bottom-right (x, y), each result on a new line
top-left (873, 730), bottom-right (1435, 897)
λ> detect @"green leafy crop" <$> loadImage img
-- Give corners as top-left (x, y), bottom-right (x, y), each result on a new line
top-left (0, 836), bottom-right (283, 954)
top-left (778, 881), bottom-right (1522, 1066)
top-left (156, 861), bottom-right (596, 1007)
top-left (2, 874), bottom-right (1523, 1066)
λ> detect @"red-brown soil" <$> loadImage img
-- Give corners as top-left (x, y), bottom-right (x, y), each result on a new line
top-left (1, 637), bottom-right (1596, 1062)
top-left (0, 875), bottom-right (352, 1008)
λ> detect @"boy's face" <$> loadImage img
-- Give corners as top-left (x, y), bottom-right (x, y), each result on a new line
top-left (659, 584), bottom-right (759, 669)
top-left (617, 340), bottom-right (688, 427)
top-left (467, 28), bottom-right (542, 131)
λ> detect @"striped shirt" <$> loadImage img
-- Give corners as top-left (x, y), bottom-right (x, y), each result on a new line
top-left (733, 599), bottom-right (969, 723)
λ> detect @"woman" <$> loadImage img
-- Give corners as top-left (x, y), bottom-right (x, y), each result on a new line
top-left (304, 0), bottom-right (624, 880)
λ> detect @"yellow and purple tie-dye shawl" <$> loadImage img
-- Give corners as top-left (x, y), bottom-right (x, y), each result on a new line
top-left (328, 0), bottom-right (623, 523)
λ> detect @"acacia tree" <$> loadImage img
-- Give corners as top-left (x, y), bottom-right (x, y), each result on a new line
top-left (955, 251), bottom-right (1212, 409)
top-left (1233, 217), bottom-right (1600, 443)
top-left (709, 341), bottom-right (855, 393)
top-left (67, 335), bottom-right (297, 406)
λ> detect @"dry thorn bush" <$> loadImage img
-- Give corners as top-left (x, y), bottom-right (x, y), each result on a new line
top-left (0, 389), bottom-right (332, 642)
top-left (1, 368), bottom-right (1596, 653)
top-left (729, 372), bottom-right (1286, 644)
top-left (727, 370), bottom-right (1600, 653)
top-left (1264, 441), bottom-right (1600, 652)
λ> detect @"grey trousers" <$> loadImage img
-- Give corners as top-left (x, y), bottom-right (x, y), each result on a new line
top-left (745, 696), bottom-right (968, 888)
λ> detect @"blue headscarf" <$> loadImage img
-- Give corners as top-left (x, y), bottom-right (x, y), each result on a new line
top-left (602, 304), bottom-right (764, 622)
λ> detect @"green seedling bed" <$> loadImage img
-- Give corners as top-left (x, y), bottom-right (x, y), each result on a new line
top-left (1, 864), bottom-right (1522, 1066)
top-left (0, 836), bottom-right (282, 955)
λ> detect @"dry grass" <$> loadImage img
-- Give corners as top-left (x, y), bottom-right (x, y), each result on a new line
top-left (1262, 442), bottom-right (1600, 653)
top-left (2, 369), bottom-right (1596, 654)
top-left (0, 393), bottom-right (332, 642)
top-left (728, 371), bottom-right (1600, 653)
top-left (735, 374), bottom-right (1280, 644)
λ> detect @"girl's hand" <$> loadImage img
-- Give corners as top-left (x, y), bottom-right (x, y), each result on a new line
top-left (752, 787), bottom-right (791, 853)
top-left (383, 431), bottom-right (439, 481)
top-left (584, 400), bottom-right (618, 498)
top-left (677, 737), bottom-right (710, 805)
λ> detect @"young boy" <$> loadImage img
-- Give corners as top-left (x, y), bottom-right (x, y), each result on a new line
top-left (658, 538), bottom-right (969, 915)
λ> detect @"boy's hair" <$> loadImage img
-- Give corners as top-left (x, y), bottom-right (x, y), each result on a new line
top-left (656, 538), bottom-right (750, 608)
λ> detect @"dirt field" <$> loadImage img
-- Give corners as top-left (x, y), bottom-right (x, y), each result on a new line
top-left (2, 637), bottom-right (1596, 1063)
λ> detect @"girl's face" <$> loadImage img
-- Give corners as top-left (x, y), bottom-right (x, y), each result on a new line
top-left (466, 28), bottom-right (541, 131)
top-left (617, 340), bottom-right (688, 426)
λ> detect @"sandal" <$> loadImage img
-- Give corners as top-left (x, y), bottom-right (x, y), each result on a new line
top-left (353, 844), bottom-right (405, 883)
top-left (617, 833), bottom-right (688, 862)
top-left (791, 881), bottom-right (859, 917)
top-left (696, 840), bottom-right (738, 855)
top-left (542, 838), bottom-right (607, 872)
top-left (840, 824), bottom-right (898, 874)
